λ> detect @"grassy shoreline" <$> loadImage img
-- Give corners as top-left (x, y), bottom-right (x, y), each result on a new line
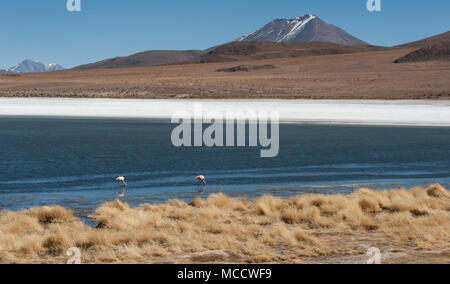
top-left (0, 184), bottom-right (449, 264)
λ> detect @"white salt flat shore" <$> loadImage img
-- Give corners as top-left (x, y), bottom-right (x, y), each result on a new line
top-left (0, 98), bottom-right (449, 126)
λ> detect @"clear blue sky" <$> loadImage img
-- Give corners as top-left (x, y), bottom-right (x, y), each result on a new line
top-left (1, 0), bottom-right (448, 69)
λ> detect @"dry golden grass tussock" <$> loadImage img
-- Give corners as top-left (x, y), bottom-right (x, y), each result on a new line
top-left (27, 206), bottom-right (76, 224)
top-left (0, 184), bottom-right (448, 263)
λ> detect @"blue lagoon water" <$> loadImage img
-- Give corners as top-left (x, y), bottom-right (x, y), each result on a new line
top-left (0, 117), bottom-right (449, 218)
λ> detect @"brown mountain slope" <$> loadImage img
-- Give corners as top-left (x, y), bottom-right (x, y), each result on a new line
top-left (394, 42), bottom-right (450, 63)
top-left (1, 48), bottom-right (448, 100)
top-left (73, 50), bottom-right (205, 70)
top-left (184, 41), bottom-right (388, 64)
top-left (398, 31), bottom-right (450, 48)
top-left (0, 70), bottom-right (19, 76)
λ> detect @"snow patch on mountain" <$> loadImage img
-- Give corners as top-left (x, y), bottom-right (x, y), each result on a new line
top-left (45, 63), bottom-right (64, 72)
top-left (278, 14), bottom-right (316, 42)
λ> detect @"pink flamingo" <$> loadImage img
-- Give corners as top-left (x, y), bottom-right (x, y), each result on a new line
top-left (116, 176), bottom-right (127, 197)
top-left (196, 175), bottom-right (207, 193)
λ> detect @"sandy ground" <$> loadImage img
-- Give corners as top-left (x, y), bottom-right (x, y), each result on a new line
top-left (1, 98), bottom-right (450, 126)
top-left (0, 49), bottom-right (449, 100)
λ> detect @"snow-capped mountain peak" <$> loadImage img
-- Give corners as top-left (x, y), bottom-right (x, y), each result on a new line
top-left (9, 64), bottom-right (20, 72)
top-left (237, 13), bottom-right (367, 45)
top-left (7, 60), bottom-right (64, 73)
top-left (45, 63), bottom-right (64, 72)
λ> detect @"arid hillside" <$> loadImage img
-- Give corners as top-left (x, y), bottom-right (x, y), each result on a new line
top-left (398, 31), bottom-right (450, 48)
top-left (0, 48), bottom-right (449, 99)
top-left (183, 41), bottom-right (387, 64)
top-left (0, 71), bottom-right (19, 77)
top-left (73, 50), bottom-right (205, 70)
top-left (394, 42), bottom-right (450, 63)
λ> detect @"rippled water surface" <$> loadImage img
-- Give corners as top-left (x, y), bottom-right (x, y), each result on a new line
top-left (1, 117), bottom-right (449, 218)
